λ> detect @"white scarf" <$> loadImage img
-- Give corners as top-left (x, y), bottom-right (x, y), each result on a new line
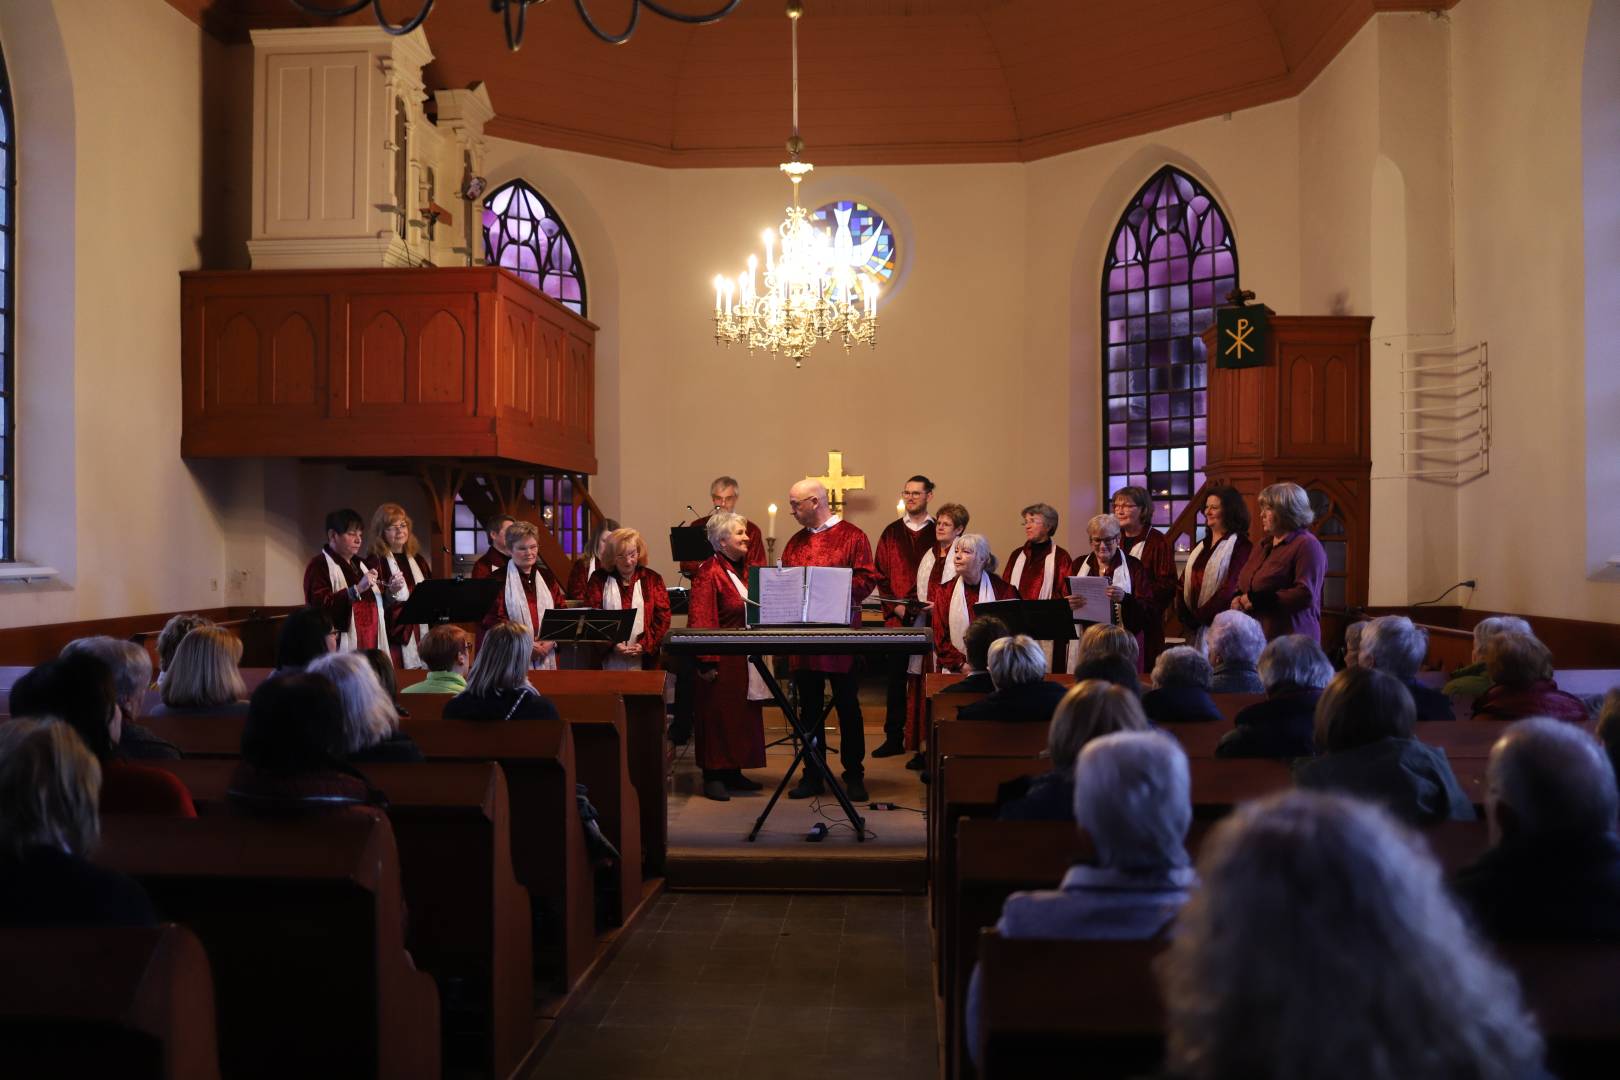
top-left (947, 573), bottom-right (996, 668)
top-left (1068, 552), bottom-right (1134, 671)
top-left (724, 562), bottom-right (772, 700)
top-left (910, 539), bottom-right (960, 675)
top-left (323, 549), bottom-right (386, 652)
top-left (1006, 542), bottom-right (1057, 600)
top-left (382, 551), bottom-right (427, 669)
top-left (503, 559), bottom-right (558, 671)
top-left (1182, 532), bottom-right (1238, 652)
top-left (600, 573), bottom-right (646, 672)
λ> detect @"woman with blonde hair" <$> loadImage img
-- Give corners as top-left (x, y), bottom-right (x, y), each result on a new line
top-left (151, 626), bottom-right (249, 716)
top-left (479, 521), bottom-right (563, 670)
top-left (446, 622), bottom-right (561, 722)
top-left (998, 679), bottom-right (1150, 821)
top-left (1232, 481), bottom-right (1327, 643)
top-left (365, 502), bottom-right (433, 670)
top-left (930, 533), bottom-right (1017, 674)
top-left (583, 527), bottom-right (672, 671)
top-left (306, 652), bottom-right (423, 763)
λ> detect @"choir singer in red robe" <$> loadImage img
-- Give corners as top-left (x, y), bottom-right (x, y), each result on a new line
top-left (1004, 502), bottom-right (1074, 673)
top-left (1068, 514), bottom-right (1151, 671)
top-left (872, 474), bottom-right (937, 758)
top-left (1175, 487), bottom-right (1253, 652)
top-left (584, 528), bottom-right (671, 671)
top-left (781, 479), bottom-right (880, 803)
top-left (1111, 486), bottom-right (1176, 669)
top-left (686, 512), bottom-right (769, 801)
top-left (303, 508), bottom-right (386, 652)
top-left (899, 502), bottom-right (969, 763)
top-left (480, 521), bottom-right (563, 670)
top-left (565, 518), bottom-right (619, 601)
top-left (679, 476), bottom-right (766, 579)
top-left (366, 502), bottom-right (433, 670)
top-left (931, 534), bottom-right (1017, 673)
top-left (471, 513), bottom-right (517, 579)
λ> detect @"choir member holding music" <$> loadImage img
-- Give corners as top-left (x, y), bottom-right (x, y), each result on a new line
top-left (582, 528), bottom-right (671, 672)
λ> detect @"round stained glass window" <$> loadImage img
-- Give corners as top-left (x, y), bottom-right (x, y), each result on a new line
top-left (808, 200), bottom-right (898, 287)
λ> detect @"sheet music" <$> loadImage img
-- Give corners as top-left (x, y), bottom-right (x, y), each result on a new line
top-left (805, 567), bottom-right (853, 624)
top-left (754, 566), bottom-right (854, 624)
top-left (757, 567), bottom-right (809, 624)
top-left (1066, 575), bottom-right (1114, 624)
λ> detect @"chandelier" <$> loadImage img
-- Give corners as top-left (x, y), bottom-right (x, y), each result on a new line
top-left (711, 1), bottom-right (879, 367)
top-left (287, 0), bottom-right (741, 51)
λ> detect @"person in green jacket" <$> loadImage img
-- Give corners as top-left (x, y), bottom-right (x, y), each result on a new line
top-left (401, 624), bottom-right (472, 695)
top-left (1443, 615), bottom-right (1533, 699)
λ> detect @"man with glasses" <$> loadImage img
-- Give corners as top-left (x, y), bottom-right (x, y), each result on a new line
top-left (780, 478), bottom-right (881, 802)
top-left (679, 476), bottom-right (767, 579)
top-left (872, 475), bottom-right (937, 757)
top-left (302, 508), bottom-right (385, 651)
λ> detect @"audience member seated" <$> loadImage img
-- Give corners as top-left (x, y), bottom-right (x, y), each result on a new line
top-left (400, 625), bottom-right (472, 696)
top-left (967, 730), bottom-right (1196, 1068)
top-left (1451, 717), bottom-right (1620, 940)
top-left (958, 635), bottom-right (1068, 723)
top-left (1075, 623), bottom-right (1141, 673)
top-left (362, 648), bottom-right (400, 702)
top-left (1215, 635), bottom-right (1332, 759)
top-left (1597, 689), bottom-right (1620, 787)
top-left (1206, 610), bottom-right (1265, 693)
top-left (147, 626), bottom-right (249, 717)
top-left (997, 680), bottom-right (1149, 821)
top-left (1341, 618), bottom-right (1368, 669)
top-left (154, 612), bottom-right (212, 689)
top-left (1159, 791), bottom-right (1545, 1080)
top-left (60, 636), bottom-right (179, 760)
top-left (940, 616), bottom-right (1010, 694)
top-left (307, 653), bottom-right (424, 764)
top-left (1295, 668), bottom-right (1475, 825)
top-left (1142, 646), bottom-right (1223, 724)
top-left (1359, 615), bottom-right (1455, 722)
top-left (0, 719), bottom-right (156, 928)
top-left (275, 606), bottom-right (338, 673)
top-left (9, 655), bottom-right (196, 817)
top-left (227, 674), bottom-right (382, 810)
top-left (443, 622), bottom-right (562, 723)
top-left (1443, 615), bottom-right (1533, 699)
top-left (1471, 632), bottom-right (1590, 723)
top-left (1072, 652), bottom-right (1143, 696)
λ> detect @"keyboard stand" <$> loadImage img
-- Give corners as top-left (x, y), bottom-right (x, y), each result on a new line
top-left (746, 654), bottom-right (866, 842)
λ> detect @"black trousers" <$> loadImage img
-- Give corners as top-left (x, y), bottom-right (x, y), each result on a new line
top-left (883, 653), bottom-right (910, 742)
top-left (792, 669), bottom-right (865, 780)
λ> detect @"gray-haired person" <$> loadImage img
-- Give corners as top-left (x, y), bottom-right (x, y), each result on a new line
top-left (1360, 615), bottom-right (1455, 722)
top-left (1207, 610), bottom-right (1265, 693)
top-left (1443, 616), bottom-right (1534, 699)
top-left (957, 635), bottom-right (1069, 723)
top-left (1143, 646), bottom-right (1223, 724)
top-left (1216, 634), bottom-right (1333, 759)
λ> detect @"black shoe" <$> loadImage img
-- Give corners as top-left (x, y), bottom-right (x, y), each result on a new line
top-left (870, 739), bottom-right (906, 758)
top-left (702, 780), bottom-right (731, 802)
top-left (726, 771), bottom-right (763, 791)
top-left (788, 778), bottom-right (825, 800)
top-left (845, 776), bottom-right (869, 802)
top-left (905, 753), bottom-right (926, 771)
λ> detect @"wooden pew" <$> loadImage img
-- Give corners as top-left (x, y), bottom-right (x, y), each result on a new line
top-left (143, 759), bottom-right (534, 1079)
top-left (96, 812), bottom-right (440, 1080)
top-left (0, 924), bottom-right (220, 1080)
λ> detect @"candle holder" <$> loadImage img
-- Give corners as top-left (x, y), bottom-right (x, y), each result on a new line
top-left (766, 537), bottom-right (777, 563)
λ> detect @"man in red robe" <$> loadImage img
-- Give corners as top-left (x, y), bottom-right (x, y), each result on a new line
top-left (1003, 502), bottom-right (1074, 672)
top-left (471, 513), bottom-right (516, 580)
top-left (781, 479), bottom-right (880, 802)
top-left (872, 474), bottom-right (937, 757)
top-left (678, 476), bottom-right (766, 579)
top-left (1112, 486), bottom-right (1175, 669)
top-left (302, 508), bottom-right (386, 651)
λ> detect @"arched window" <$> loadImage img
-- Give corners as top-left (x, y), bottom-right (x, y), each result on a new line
top-left (1101, 166), bottom-right (1237, 541)
top-left (481, 178), bottom-right (585, 315)
top-left (0, 52), bottom-right (14, 561)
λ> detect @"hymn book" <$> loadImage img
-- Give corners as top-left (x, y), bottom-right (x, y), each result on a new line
top-left (748, 566), bottom-right (854, 626)
top-left (1065, 576), bottom-right (1115, 624)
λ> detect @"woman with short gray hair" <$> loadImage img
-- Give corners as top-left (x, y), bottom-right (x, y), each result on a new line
top-left (1004, 502), bottom-right (1074, 670)
top-left (931, 533), bottom-right (1016, 674)
top-left (686, 510), bottom-right (769, 800)
top-left (1143, 646), bottom-right (1224, 724)
top-left (1206, 610), bottom-right (1265, 692)
top-left (1216, 635), bottom-right (1332, 759)
top-left (1160, 791), bottom-right (1541, 1080)
top-left (1067, 513), bottom-right (1151, 673)
top-left (1232, 481), bottom-right (1327, 643)
top-left (1443, 615), bottom-right (1534, 699)
top-left (1359, 616), bottom-right (1455, 721)
top-left (957, 635), bottom-right (1069, 724)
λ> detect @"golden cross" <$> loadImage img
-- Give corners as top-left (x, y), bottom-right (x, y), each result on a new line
top-left (812, 450), bottom-right (866, 511)
top-left (1224, 316), bottom-right (1256, 359)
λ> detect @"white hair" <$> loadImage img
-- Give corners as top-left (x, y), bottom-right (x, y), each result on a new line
top-left (62, 636), bottom-right (153, 718)
top-left (1152, 646), bottom-right (1212, 691)
top-left (705, 511), bottom-right (746, 551)
top-left (955, 533), bottom-right (996, 575)
top-left (1472, 616), bottom-right (1534, 660)
top-left (1087, 513), bottom-right (1122, 538)
top-left (1207, 610), bottom-right (1264, 666)
top-left (1488, 717), bottom-right (1619, 836)
top-left (306, 652), bottom-right (397, 753)
top-left (987, 634), bottom-right (1048, 689)
top-left (1074, 731), bottom-right (1191, 870)
top-left (1360, 616), bottom-right (1428, 681)
top-left (1258, 634), bottom-right (1333, 693)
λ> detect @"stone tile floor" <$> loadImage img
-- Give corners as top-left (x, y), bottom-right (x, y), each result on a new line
top-left (533, 891), bottom-right (938, 1080)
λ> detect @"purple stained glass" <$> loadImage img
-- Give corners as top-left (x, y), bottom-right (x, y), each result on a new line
top-left (483, 178), bottom-right (586, 316)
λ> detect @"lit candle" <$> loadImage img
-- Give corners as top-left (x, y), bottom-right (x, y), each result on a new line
top-left (737, 272), bottom-right (748, 305)
top-left (869, 283), bottom-right (880, 318)
top-left (724, 280), bottom-right (733, 316)
top-left (767, 503), bottom-right (778, 539)
top-left (747, 254), bottom-right (757, 300)
top-left (714, 275), bottom-right (723, 313)
top-left (896, 499), bottom-right (905, 518)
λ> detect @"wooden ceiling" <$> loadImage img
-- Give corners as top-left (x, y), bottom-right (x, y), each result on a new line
top-left (169, 0), bottom-right (1456, 166)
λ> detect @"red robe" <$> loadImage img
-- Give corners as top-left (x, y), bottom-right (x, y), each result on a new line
top-left (902, 542), bottom-right (957, 751)
top-left (874, 517), bottom-right (936, 626)
top-left (686, 554), bottom-right (767, 771)
top-left (564, 556), bottom-right (597, 602)
top-left (929, 573), bottom-right (1018, 673)
top-left (479, 563), bottom-right (563, 645)
top-left (1122, 527), bottom-right (1176, 668)
top-left (1073, 549), bottom-right (1150, 671)
top-left (365, 550), bottom-right (433, 665)
top-left (1004, 539), bottom-right (1074, 601)
top-left (583, 566), bottom-right (672, 669)
top-left (471, 547), bottom-right (510, 580)
top-left (1175, 533), bottom-right (1254, 639)
top-left (678, 513), bottom-right (767, 578)
top-left (780, 519), bottom-right (880, 674)
top-left (303, 546), bottom-right (381, 651)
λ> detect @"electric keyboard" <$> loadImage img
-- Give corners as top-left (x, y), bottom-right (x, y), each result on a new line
top-left (663, 627), bottom-right (931, 656)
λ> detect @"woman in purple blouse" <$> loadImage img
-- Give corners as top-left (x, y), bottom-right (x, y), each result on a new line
top-left (1231, 482), bottom-right (1327, 643)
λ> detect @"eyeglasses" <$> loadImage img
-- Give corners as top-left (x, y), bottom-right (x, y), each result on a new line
top-left (384, 522), bottom-right (409, 533)
top-left (900, 489), bottom-right (927, 498)
top-left (1090, 536), bottom-right (1120, 548)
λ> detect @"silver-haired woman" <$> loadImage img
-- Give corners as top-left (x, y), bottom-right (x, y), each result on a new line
top-left (1232, 481), bottom-right (1327, 643)
top-left (685, 511), bottom-right (768, 801)
top-left (929, 533), bottom-right (1017, 674)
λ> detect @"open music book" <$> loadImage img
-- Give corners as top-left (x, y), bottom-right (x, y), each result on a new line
top-left (1065, 575), bottom-right (1115, 624)
top-left (748, 566), bottom-right (853, 625)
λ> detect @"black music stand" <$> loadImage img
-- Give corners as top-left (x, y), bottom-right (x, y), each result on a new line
top-left (973, 598), bottom-right (1079, 673)
top-left (397, 578), bottom-right (503, 625)
top-left (744, 651), bottom-right (866, 843)
top-left (669, 526), bottom-right (711, 570)
top-left (537, 608), bottom-right (636, 649)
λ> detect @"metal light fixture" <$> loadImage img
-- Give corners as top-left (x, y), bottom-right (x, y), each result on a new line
top-left (710, 1), bottom-right (879, 367)
top-left (287, 0), bottom-right (742, 51)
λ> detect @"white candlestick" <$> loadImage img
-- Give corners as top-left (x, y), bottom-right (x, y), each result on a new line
top-left (767, 503), bottom-right (778, 539)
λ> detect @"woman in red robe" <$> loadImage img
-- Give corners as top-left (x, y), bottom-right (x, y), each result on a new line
top-left (479, 521), bottom-right (563, 670)
top-left (1111, 486), bottom-right (1177, 669)
top-left (901, 502), bottom-right (969, 759)
top-left (1004, 502), bottom-right (1073, 672)
top-left (1174, 486), bottom-right (1254, 653)
top-left (565, 518), bottom-right (619, 601)
top-left (365, 502), bottom-right (433, 670)
top-left (1068, 514), bottom-right (1151, 672)
top-left (302, 507), bottom-right (385, 652)
top-left (583, 527), bottom-right (671, 671)
top-left (930, 534), bottom-right (1017, 673)
top-left (686, 512), bottom-right (768, 801)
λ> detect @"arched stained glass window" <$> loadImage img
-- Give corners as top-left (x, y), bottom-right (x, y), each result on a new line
top-left (1101, 166), bottom-right (1237, 541)
top-left (808, 200), bottom-right (898, 285)
top-left (0, 53), bottom-right (14, 561)
top-left (482, 178), bottom-right (586, 315)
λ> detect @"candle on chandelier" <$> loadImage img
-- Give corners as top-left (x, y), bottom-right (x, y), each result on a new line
top-left (747, 255), bottom-right (758, 301)
top-left (767, 503), bottom-right (777, 539)
top-left (723, 279), bottom-right (734, 316)
top-left (762, 229), bottom-right (774, 271)
top-left (868, 283), bottom-right (880, 318)
top-left (714, 276), bottom-right (724, 313)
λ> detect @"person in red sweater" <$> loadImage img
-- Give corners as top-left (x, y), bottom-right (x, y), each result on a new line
top-left (872, 474), bottom-right (938, 757)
